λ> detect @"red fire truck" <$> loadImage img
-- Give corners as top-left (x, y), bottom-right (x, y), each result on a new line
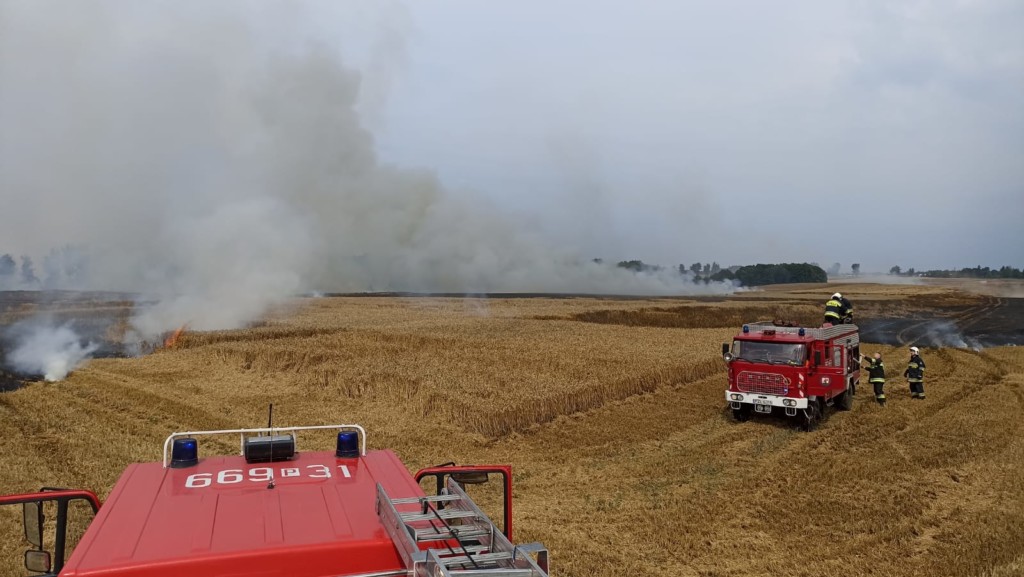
top-left (1, 424), bottom-right (550, 576)
top-left (722, 321), bottom-right (861, 430)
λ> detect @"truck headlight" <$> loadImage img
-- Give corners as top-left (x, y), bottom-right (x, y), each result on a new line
top-left (730, 393), bottom-right (743, 401)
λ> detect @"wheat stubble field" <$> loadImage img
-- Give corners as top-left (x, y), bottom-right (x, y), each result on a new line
top-left (1, 281), bottom-right (1023, 577)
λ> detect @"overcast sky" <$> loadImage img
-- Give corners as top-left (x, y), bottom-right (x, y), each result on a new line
top-left (1, 0), bottom-right (1022, 298)
top-left (363, 0), bottom-right (1024, 272)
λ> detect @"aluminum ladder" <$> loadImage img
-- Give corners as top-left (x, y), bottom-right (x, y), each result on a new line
top-left (376, 478), bottom-right (549, 577)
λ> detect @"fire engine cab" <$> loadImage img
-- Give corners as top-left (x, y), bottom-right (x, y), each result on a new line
top-left (722, 322), bottom-right (861, 429)
top-left (1, 424), bottom-right (550, 577)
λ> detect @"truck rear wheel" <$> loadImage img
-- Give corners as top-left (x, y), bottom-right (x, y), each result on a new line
top-left (836, 383), bottom-right (854, 411)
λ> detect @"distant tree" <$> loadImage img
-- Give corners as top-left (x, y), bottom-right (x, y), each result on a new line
top-left (592, 258), bottom-right (604, 265)
top-left (678, 264), bottom-right (687, 276)
top-left (702, 263), bottom-right (711, 275)
top-left (617, 260), bottom-right (644, 272)
top-left (617, 260), bottom-right (662, 273)
top-left (20, 256), bottom-right (38, 286)
top-left (827, 262), bottom-right (841, 276)
top-left (906, 267), bottom-right (915, 276)
top-left (734, 263), bottom-right (827, 286)
top-left (0, 253), bottom-right (15, 281)
top-left (710, 268), bottom-right (735, 282)
top-left (690, 262), bottom-right (702, 275)
top-left (711, 262), bottom-right (721, 274)
top-left (997, 265), bottom-right (1023, 279)
top-left (43, 245), bottom-right (89, 288)
top-left (851, 263), bottom-right (860, 276)
top-left (890, 265), bottom-right (901, 275)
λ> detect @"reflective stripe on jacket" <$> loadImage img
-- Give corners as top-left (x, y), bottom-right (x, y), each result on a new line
top-left (825, 298), bottom-right (844, 320)
top-left (865, 359), bottom-right (886, 383)
top-left (904, 355), bottom-right (925, 382)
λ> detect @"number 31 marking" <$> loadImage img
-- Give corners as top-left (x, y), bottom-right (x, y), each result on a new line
top-left (186, 465), bottom-right (352, 488)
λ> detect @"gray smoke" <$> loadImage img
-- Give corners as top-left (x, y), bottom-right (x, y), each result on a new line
top-left (3, 320), bottom-right (99, 381)
top-left (0, 0), bottom-right (734, 352)
top-left (919, 319), bottom-right (982, 350)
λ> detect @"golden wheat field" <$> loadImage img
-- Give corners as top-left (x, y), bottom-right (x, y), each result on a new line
top-left (1, 281), bottom-right (1023, 577)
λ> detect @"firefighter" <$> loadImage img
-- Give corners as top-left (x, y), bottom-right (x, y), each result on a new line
top-left (823, 292), bottom-right (847, 326)
top-left (860, 352), bottom-right (886, 406)
top-left (904, 346), bottom-right (926, 399)
top-left (839, 294), bottom-right (854, 323)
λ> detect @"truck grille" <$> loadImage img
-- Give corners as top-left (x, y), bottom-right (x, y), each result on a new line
top-left (737, 371), bottom-right (790, 396)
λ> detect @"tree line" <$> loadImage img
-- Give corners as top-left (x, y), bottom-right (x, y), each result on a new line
top-left (612, 258), bottom-right (1023, 286)
top-left (0, 247), bottom-right (89, 289)
top-left (607, 259), bottom-right (828, 286)
top-left (891, 265), bottom-right (1024, 279)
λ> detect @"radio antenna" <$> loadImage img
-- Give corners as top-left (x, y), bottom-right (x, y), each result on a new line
top-left (266, 404), bottom-right (276, 490)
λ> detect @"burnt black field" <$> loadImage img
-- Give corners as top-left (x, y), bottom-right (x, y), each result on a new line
top-left (0, 291), bottom-right (136, 388)
top-left (859, 297), bottom-right (1024, 349)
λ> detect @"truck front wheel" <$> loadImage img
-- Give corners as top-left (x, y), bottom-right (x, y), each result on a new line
top-left (800, 398), bottom-right (824, 431)
top-left (732, 405), bottom-right (752, 422)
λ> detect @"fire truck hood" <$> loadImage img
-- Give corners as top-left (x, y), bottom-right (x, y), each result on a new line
top-left (61, 449), bottom-right (421, 577)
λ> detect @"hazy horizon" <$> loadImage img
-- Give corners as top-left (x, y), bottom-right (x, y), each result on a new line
top-left (1, 0), bottom-right (1021, 339)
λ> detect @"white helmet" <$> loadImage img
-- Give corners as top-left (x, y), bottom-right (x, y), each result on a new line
top-left (910, 346), bottom-right (919, 354)
top-left (832, 292), bottom-right (842, 299)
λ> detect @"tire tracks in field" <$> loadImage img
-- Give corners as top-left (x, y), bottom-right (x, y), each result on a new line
top-left (82, 369), bottom-right (242, 446)
top-left (951, 296), bottom-right (1004, 331)
top-left (458, 358), bottom-right (726, 438)
top-left (33, 369), bottom-right (241, 474)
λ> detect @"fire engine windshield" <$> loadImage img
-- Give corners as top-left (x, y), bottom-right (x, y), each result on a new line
top-left (732, 340), bottom-right (807, 365)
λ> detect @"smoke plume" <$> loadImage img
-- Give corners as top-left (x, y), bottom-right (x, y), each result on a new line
top-left (919, 319), bottom-right (982, 351)
top-left (0, 0), bottom-right (733, 359)
top-left (3, 320), bottom-right (99, 381)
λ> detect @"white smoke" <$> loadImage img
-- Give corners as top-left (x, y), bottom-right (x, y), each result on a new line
top-left (4, 321), bottom-right (99, 382)
top-left (919, 319), bottom-right (982, 351)
top-left (0, 0), bottom-right (736, 355)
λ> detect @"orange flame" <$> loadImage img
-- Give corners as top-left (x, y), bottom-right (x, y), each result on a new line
top-left (164, 324), bottom-right (188, 349)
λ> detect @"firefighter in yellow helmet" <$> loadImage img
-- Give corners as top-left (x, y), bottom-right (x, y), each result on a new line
top-left (823, 292), bottom-right (850, 326)
top-left (904, 346), bottom-right (926, 399)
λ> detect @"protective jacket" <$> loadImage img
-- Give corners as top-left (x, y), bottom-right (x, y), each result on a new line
top-left (824, 298), bottom-right (845, 323)
top-left (904, 354), bottom-right (925, 382)
top-left (865, 358), bottom-right (885, 383)
top-left (840, 297), bottom-right (854, 321)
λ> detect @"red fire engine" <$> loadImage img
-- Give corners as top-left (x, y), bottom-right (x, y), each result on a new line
top-left (722, 321), bottom-right (861, 429)
top-left (1, 424), bottom-right (550, 577)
